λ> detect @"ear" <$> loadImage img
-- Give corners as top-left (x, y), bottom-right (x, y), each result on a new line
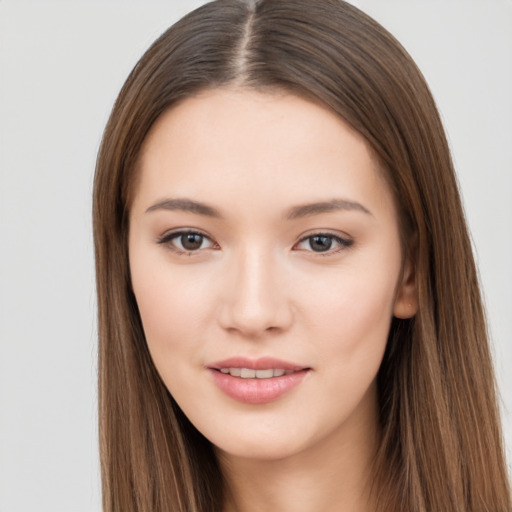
top-left (393, 255), bottom-right (418, 319)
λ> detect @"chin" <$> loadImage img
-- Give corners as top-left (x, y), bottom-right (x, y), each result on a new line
top-left (203, 414), bottom-right (331, 462)
top-left (213, 434), bottom-right (307, 462)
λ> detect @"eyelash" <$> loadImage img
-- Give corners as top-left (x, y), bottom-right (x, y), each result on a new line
top-left (295, 232), bottom-right (354, 256)
top-left (157, 229), bottom-right (218, 255)
top-left (157, 229), bottom-right (354, 256)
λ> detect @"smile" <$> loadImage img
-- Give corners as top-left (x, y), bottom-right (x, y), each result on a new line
top-left (208, 357), bottom-right (311, 404)
top-left (218, 368), bottom-right (293, 378)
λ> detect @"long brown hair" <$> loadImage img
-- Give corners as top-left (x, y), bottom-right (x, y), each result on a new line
top-left (93, 1), bottom-right (511, 510)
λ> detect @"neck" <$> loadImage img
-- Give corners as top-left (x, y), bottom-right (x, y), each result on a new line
top-left (217, 387), bottom-right (381, 512)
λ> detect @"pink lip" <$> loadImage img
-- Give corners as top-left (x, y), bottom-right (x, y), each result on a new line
top-left (207, 357), bottom-right (311, 404)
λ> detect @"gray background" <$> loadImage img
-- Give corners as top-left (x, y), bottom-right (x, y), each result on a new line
top-left (0, 1), bottom-right (510, 510)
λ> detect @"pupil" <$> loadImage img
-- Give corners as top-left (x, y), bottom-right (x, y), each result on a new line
top-left (310, 235), bottom-right (332, 252)
top-left (181, 233), bottom-right (203, 250)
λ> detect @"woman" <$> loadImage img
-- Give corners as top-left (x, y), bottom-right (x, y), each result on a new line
top-left (93, 1), bottom-right (511, 510)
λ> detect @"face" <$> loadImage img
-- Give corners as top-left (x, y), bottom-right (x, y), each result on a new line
top-left (128, 89), bottom-right (416, 461)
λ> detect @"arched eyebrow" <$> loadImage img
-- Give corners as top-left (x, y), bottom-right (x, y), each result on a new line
top-left (285, 199), bottom-right (372, 219)
top-left (145, 197), bottom-right (372, 219)
top-left (145, 198), bottom-right (222, 217)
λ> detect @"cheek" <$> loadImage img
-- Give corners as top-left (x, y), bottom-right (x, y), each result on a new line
top-left (128, 242), bottom-right (217, 372)
top-left (299, 256), bottom-right (400, 373)
top-left (134, 269), bottom-right (210, 337)
top-left (291, 266), bottom-right (397, 436)
top-left (130, 264), bottom-right (220, 409)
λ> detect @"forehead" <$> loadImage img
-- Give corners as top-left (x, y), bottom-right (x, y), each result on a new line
top-left (132, 88), bottom-right (394, 219)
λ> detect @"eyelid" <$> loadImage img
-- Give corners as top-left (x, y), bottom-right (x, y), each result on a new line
top-left (294, 231), bottom-right (354, 255)
top-left (157, 228), bottom-right (218, 254)
top-left (156, 228), bottom-right (353, 256)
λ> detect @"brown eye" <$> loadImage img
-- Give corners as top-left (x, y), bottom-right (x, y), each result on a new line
top-left (295, 233), bottom-right (353, 254)
top-left (180, 233), bottom-right (204, 251)
top-left (157, 230), bottom-right (216, 253)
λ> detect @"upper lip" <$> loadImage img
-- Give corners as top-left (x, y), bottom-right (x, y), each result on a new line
top-left (208, 357), bottom-right (309, 371)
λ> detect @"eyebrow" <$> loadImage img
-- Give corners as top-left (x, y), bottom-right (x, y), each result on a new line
top-left (146, 198), bottom-right (222, 217)
top-left (145, 197), bottom-right (372, 219)
top-left (285, 198), bottom-right (372, 219)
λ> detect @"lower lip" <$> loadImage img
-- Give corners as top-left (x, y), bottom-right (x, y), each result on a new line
top-left (209, 369), bottom-right (310, 404)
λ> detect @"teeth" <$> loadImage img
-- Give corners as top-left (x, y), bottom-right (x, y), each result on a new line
top-left (219, 368), bottom-right (291, 378)
top-left (255, 369), bottom-right (274, 379)
top-left (241, 368), bottom-right (256, 378)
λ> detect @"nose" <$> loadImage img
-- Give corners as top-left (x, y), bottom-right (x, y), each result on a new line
top-left (218, 248), bottom-right (294, 338)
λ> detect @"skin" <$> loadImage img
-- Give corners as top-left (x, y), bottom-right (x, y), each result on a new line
top-left (128, 88), bottom-right (417, 512)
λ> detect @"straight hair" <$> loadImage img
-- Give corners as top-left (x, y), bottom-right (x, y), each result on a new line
top-left (93, 1), bottom-right (511, 510)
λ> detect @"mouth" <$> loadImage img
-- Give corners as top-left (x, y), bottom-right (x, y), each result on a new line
top-left (208, 356), bottom-right (308, 373)
top-left (207, 357), bottom-right (311, 404)
top-left (217, 367), bottom-right (296, 378)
